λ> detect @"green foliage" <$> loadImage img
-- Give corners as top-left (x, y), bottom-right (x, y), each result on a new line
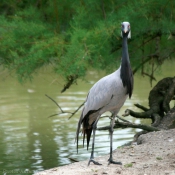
top-left (156, 157), bottom-right (163, 160)
top-left (0, 0), bottom-right (175, 84)
top-left (124, 163), bottom-right (133, 168)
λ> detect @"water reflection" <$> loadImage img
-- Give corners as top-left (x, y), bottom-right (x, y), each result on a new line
top-left (0, 60), bottom-right (174, 174)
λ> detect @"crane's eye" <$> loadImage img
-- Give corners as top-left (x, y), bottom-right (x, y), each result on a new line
top-left (128, 25), bottom-right (130, 28)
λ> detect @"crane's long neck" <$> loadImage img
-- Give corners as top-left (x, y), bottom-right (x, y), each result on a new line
top-left (122, 36), bottom-right (129, 66)
top-left (120, 35), bottom-right (133, 98)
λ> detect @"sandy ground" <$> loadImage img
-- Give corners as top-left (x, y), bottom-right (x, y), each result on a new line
top-left (34, 129), bottom-right (175, 175)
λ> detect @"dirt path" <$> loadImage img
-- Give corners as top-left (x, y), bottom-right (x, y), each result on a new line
top-left (34, 129), bottom-right (175, 175)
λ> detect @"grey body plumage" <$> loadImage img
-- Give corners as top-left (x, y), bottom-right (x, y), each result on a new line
top-left (76, 21), bottom-right (133, 165)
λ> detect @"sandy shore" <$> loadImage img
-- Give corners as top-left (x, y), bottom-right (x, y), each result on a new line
top-left (34, 129), bottom-right (175, 175)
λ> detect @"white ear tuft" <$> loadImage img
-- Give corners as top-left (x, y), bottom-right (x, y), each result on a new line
top-left (128, 31), bottom-right (131, 39)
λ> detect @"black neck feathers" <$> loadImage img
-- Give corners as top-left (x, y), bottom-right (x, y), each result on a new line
top-left (120, 35), bottom-right (133, 98)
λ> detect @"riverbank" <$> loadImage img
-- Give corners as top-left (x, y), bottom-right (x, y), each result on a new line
top-left (34, 129), bottom-right (175, 175)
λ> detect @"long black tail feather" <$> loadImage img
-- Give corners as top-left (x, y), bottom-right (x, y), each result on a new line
top-left (86, 128), bottom-right (93, 150)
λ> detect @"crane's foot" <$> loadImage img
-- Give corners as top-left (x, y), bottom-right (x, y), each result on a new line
top-left (108, 158), bottom-right (122, 165)
top-left (88, 159), bottom-right (102, 166)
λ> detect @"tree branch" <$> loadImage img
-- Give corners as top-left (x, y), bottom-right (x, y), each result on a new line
top-left (97, 120), bottom-right (160, 132)
top-left (68, 102), bottom-right (85, 119)
top-left (163, 77), bottom-right (175, 113)
top-left (45, 94), bottom-right (84, 119)
top-left (45, 94), bottom-right (73, 117)
top-left (134, 103), bottom-right (149, 111)
top-left (45, 94), bottom-right (64, 113)
top-left (61, 75), bottom-right (78, 93)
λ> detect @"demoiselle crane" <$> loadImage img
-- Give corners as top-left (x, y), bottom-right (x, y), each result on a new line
top-left (76, 22), bottom-right (133, 166)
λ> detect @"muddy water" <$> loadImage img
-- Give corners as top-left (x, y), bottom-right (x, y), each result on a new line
top-left (0, 61), bottom-right (174, 174)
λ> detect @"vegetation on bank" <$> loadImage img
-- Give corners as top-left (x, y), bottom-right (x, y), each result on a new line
top-left (0, 0), bottom-right (175, 90)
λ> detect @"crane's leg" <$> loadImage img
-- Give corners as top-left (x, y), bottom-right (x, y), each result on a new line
top-left (88, 120), bottom-right (102, 166)
top-left (108, 114), bottom-right (122, 165)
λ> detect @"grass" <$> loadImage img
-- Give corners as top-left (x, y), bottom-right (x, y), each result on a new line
top-left (124, 163), bottom-right (133, 168)
top-left (156, 157), bottom-right (162, 160)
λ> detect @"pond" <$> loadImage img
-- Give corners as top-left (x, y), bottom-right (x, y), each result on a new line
top-left (0, 61), bottom-right (174, 175)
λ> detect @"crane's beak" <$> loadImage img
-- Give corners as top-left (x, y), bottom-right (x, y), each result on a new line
top-left (124, 30), bottom-right (128, 33)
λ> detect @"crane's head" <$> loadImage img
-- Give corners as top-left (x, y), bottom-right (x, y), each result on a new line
top-left (121, 22), bottom-right (131, 39)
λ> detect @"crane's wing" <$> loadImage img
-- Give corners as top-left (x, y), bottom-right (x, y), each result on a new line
top-left (83, 71), bottom-right (124, 118)
top-left (76, 70), bottom-right (125, 151)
